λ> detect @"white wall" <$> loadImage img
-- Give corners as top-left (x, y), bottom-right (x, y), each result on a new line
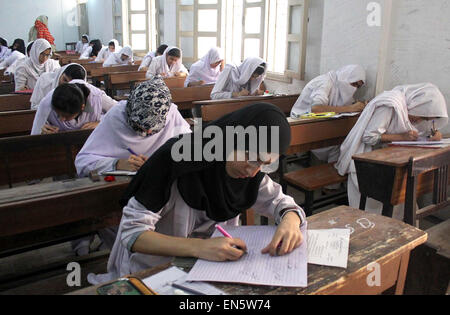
top-left (87, 0), bottom-right (114, 45)
top-left (0, 0), bottom-right (79, 51)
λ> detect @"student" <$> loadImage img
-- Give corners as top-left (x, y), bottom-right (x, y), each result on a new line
top-left (31, 80), bottom-right (117, 135)
top-left (95, 39), bottom-right (121, 63)
top-left (0, 39), bottom-right (25, 72)
top-left (87, 103), bottom-right (306, 285)
top-left (103, 46), bottom-right (134, 67)
top-left (29, 15), bottom-right (56, 52)
top-left (291, 65), bottom-right (367, 118)
top-left (0, 38), bottom-right (10, 61)
top-left (75, 34), bottom-right (90, 55)
top-left (74, 77), bottom-right (191, 256)
top-left (31, 63), bottom-right (87, 110)
top-left (211, 57), bottom-right (266, 100)
top-left (15, 38), bottom-right (60, 91)
top-left (145, 46), bottom-right (188, 79)
top-left (79, 39), bottom-right (103, 60)
top-left (138, 44), bottom-right (168, 72)
top-left (335, 83), bottom-right (448, 218)
top-left (4, 41), bottom-right (33, 76)
top-left (184, 47), bottom-right (224, 87)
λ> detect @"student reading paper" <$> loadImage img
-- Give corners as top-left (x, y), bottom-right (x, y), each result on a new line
top-left (0, 39), bottom-right (25, 72)
top-left (31, 63), bottom-right (87, 110)
top-left (88, 103), bottom-right (306, 285)
top-left (211, 57), bottom-right (267, 100)
top-left (75, 34), bottom-right (90, 54)
top-left (138, 44), bottom-right (168, 72)
top-left (184, 47), bottom-right (224, 87)
top-left (95, 39), bottom-right (121, 63)
top-left (3, 41), bottom-right (33, 76)
top-left (14, 38), bottom-right (60, 91)
top-left (145, 46), bottom-right (188, 79)
top-left (335, 83), bottom-right (448, 217)
top-left (31, 80), bottom-right (117, 135)
top-left (103, 46), bottom-right (134, 67)
top-left (75, 76), bottom-right (192, 177)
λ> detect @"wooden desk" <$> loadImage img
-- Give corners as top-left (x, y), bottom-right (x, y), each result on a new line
top-left (0, 94), bottom-right (31, 112)
top-left (70, 206), bottom-right (427, 295)
top-left (0, 110), bottom-right (36, 138)
top-left (0, 82), bottom-right (15, 95)
top-left (194, 94), bottom-right (300, 121)
top-left (0, 176), bottom-right (130, 258)
top-left (353, 146), bottom-right (450, 217)
top-left (170, 85), bottom-right (214, 111)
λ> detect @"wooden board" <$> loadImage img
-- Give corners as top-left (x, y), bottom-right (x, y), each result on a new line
top-left (0, 110), bottom-right (36, 138)
top-left (0, 94), bottom-right (32, 112)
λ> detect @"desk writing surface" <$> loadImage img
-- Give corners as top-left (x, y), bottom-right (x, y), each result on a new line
top-left (353, 146), bottom-right (450, 168)
top-left (194, 94), bottom-right (300, 106)
top-left (69, 206), bottom-right (427, 295)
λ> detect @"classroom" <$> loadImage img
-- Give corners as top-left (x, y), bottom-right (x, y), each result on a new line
top-left (0, 0), bottom-right (448, 299)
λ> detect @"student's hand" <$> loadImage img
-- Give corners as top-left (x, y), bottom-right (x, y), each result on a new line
top-left (160, 72), bottom-right (168, 78)
top-left (253, 89), bottom-right (265, 96)
top-left (262, 212), bottom-right (303, 257)
top-left (239, 89), bottom-right (250, 97)
top-left (81, 122), bottom-right (100, 130)
top-left (41, 124), bottom-right (59, 135)
top-left (197, 238), bottom-right (247, 262)
top-left (140, 66), bottom-right (148, 72)
top-left (402, 130), bottom-right (419, 141)
top-left (128, 155), bottom-right (148, 171)
top-left (429, 131), bottom-right (443, 142)
top-left (350, 101), bottom-right (367, 112)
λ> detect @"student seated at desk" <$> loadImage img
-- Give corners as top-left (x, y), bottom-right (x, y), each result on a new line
top-left (0, 38), bottom-right (11, 61)
top-left (3, 41), bottom-right (32, 77)
top-left (145, 46), bottom-right (188, 79)
top-left (75, 34), bottom-right (89, 55)
top-left (79, 39), bottom-right (102, 60)
top-left (336, 83), bottom-right (448, 218)
top-left (87, 103), bottom-right (306, 285)
top-left (95, 39), bottom-right (121, 63)
top-left (103, 46), bottom-right (134, 67)
top-left (31, 63), bottom-right (87, 110)
top-left (0, 39), bottom-right (25, 71)
top-left (73, 77), bottom-right (191, 256)
top-left (184, 47), bottom-right (224, 87)
top-left (210, 57), bottom-right (266, 100)
top-left (14, 38), bottom-right (60, 91)
top-left (75, 76), bottom-right (192, 177)
top-left (138, 44), bottom-right (168, 72)
top-left (31, 80), bottom-right (117, 135)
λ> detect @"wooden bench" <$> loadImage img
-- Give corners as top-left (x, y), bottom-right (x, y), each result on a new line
top-left (195, 94), bottom-right (300, 122)
top-left (0, 81), bottom-right (15, 95)
top-left (0, 110), bottom-right (36, 138)
top-left (0, 176), bottom-right (129, 258)
top-left (0, 130), bottom-right (93, 187)
top-left (284, 163), bottom-right (348, 216)
top-left (90, 64), bottom-right (141, 88)
top-left (106, 71), bottom-right (147, 96)
top-left (170, 84), bottom-right (214, 111)
top-left (71, 206), bottom-right (428, 295)
top-left (0, 94), bottom-right (31, 112)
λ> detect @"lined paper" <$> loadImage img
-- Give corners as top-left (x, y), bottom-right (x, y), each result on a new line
top-left (307, 229), bottom-right (350, 269)
top-left (186, 225), bottom-right (308, 288)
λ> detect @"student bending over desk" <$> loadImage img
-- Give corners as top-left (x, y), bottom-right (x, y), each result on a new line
top-left (138, 44), bottom-right (168, 72)
top-left (145, 46), bottom-right (188, 79)
top-left (336, 83), bottom-right (448, 218)
top-left (87, 103), bottom-right (306, 285)
top-left (95, 39), bottom-right (121, 63)
top-left (103, 46), bottom-right (134, 67)
top-left (31, 80), bottom-right (117, 135)
top-left (31, 63), bottom-right (87, 110)
top-left (211, 57), bottom-right (266, 100)
top-left (184, 47), bottom-right (224, 87)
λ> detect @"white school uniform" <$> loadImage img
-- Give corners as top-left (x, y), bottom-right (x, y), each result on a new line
top-left (75, 35), bottom-right (90, 54)
top-left (210, 57), bottom-right (266, 100)
top-left (335, 83), bottom-right (448, 219)
top-left (87, 175), bottom-right (307, 285)
top-left (138, 51), bottom-right (155, 71)
top-left (103, 46), bottom-right (134, 67)
top-left (184, 47), bottom-right (224, 87)
top-left (0, 50), bottom-right (25, 71)
top-left (145, 46), bottom-right (188, 79)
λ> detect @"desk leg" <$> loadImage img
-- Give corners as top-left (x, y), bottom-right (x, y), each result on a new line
top-left (279, 155), bottom-right (288, 194)
top-left (382, 204), bottom-right (394, 218)
top-left (359, 195), bottom-right (367, 211)
top-left (395, 251), bottom-right (411, 295)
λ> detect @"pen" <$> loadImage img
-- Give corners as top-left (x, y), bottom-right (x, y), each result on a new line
top-left (215, 225), bottom-right (246, 253)
top-left (127, 148), bottom-right (138, 156)
top-left (431, 120), bottom-right (437, 137)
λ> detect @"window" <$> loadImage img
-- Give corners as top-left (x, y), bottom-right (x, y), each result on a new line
top-left (112, 0), bottom-right (123, 46)
top-left (178, 0), bottom-right (309, 81)
top-left (119, 0), bottom-right (157, 54)
top-left (176, 0), bottom-right (223, 66)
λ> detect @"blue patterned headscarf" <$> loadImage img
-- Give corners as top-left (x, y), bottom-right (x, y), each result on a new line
top-left (126, 75), bottom-right (171, 137)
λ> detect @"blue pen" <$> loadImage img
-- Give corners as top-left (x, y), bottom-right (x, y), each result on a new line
top-left (127, 148), bottom-right (138, 156)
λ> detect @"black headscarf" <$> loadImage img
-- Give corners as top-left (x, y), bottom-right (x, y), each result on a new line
top-left (120, 103), bottom-right (291, 222)
top-left (11, 39), bottom-right (26, 55)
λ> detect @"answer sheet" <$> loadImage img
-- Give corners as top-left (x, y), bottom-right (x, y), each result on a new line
top-left (307, 229), bottom-right (350, 269)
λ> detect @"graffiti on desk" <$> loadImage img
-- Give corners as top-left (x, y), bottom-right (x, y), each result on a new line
top-left (344, 218), bottom-right (376, 235)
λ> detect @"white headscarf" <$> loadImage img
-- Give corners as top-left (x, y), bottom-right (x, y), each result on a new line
top-left (328, 65), bottom-right (366, 107)
top-left (149, 46), bottom-right (187, 77)
top-left (18, 38), bottom-right (58, 84)
top-left (228, 57), bottom-right (266, 95)
top-left (30, 63), bottom-right (87, 109)
top-left (185, 47), bottom-right (224, 87)
top-left (103, 45), bottom-right (133, 67)
top-left (336, 83), bottom-right (448, 176)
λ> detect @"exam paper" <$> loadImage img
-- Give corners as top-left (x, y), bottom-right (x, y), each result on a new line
top-left (307, 229), bottom-right (350, 269)
top-left (100, 171), bottom-right (137, 176)
top-left (186, 225), bottom-right (308, 288)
